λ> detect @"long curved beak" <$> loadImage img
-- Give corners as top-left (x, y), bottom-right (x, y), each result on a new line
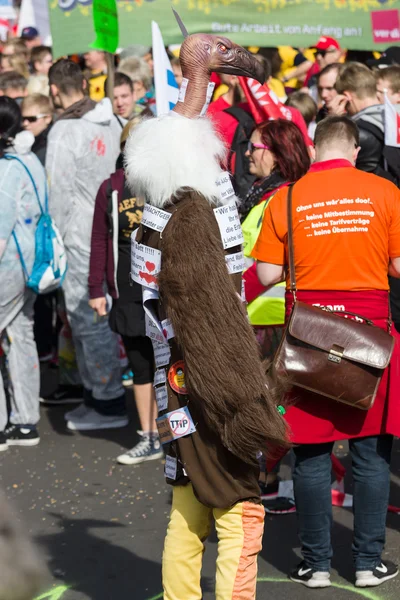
top-left (213, 47), bottom-right (266, 84)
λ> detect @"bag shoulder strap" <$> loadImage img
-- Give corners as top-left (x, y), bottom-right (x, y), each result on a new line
top-left (4, 154), bottom-right (46, 214)
top-left (287, 184), bottom-right (296, 296)
top-left (3, 154), bottom-right (46, 282)
top-left (224, 106), bottom-right (256, 139)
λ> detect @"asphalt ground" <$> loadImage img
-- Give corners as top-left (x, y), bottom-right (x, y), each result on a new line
top-left (0, 366), bottom-right (399, 600)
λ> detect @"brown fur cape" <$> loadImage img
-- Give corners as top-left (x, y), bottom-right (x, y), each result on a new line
top-left (158, 189), bottom-right (288, 464)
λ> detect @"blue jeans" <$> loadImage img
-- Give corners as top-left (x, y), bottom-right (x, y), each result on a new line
top-left (293, 435), bottom-right (393, 572)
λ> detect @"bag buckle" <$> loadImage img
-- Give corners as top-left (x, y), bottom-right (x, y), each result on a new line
top-left (328, 344), bottom-right (344, 364)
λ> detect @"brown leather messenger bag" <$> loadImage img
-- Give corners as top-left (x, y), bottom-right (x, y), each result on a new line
top-left (272, 184), bottom-right (394, 410)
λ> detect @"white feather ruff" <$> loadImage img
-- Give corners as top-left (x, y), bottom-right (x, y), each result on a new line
top-left (124, 113), bottom-right (229, 208)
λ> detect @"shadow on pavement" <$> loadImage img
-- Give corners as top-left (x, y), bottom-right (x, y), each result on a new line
top-left (38, 513), bottom-right (162, 600)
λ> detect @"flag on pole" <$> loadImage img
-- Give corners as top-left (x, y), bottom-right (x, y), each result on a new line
top-left (384, 93), bottom-right (400, 148)
top-left (152, 21), bottom-right (179, 116)
top-left (238, 76), bottom-right (312, 146)
top-left (238, 77), bottom-right (292, 123)
top-left (17, 0), bottom-right (50, 45)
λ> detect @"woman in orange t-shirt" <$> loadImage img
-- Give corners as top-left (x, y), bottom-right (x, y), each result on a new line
top-left (252, 116), bottom-right (400, 589)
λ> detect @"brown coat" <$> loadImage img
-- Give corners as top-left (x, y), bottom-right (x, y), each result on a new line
top-left (137, 189), bottom-right (287, 508)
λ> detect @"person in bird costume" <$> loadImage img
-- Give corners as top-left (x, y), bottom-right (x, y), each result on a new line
top-left (125, 28), bottom-right (287, 600)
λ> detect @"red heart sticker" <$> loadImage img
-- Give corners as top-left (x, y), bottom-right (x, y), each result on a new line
top-left (146, 261), bottom-right (156, 272)
top-left (163, 329), bottom-right (168, 339)
top-left (139, 271), bottom-right (157, 285)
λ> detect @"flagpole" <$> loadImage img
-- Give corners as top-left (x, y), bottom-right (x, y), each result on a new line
top-left (105, 52), bottom-right (114, 103)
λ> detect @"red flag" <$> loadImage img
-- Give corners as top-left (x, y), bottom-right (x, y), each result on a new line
top-left (238, 77), bottom-right (313, 146)
top-left (238, 76), bottom-right (292, 123)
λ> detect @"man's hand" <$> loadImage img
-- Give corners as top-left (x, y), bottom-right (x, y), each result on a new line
top-left (89, 297), bottom-right (107, 316)
top-left (327, 94), bottom-right (348, 116)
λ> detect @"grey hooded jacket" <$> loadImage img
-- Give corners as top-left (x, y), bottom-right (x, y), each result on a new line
top-left (46, 98), bottom-right (122, 255)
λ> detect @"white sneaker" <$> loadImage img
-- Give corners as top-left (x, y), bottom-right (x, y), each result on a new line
top-left (117, 437), bottom-right (163, 465)
top-left (67, 408), bottom-right (129, 431)
top-left (290, 562), bottom-right (331, 588)
top-left (64, 404), bottom-right (90, 421)
top-left (356, 560), bottom-right (398, 587)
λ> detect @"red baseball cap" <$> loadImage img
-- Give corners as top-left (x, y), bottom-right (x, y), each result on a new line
top-left (313, 36), bottom-right (340, 51)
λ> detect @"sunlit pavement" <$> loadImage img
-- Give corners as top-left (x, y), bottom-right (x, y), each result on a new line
top-left (1, 367), bottom-right (399, 600)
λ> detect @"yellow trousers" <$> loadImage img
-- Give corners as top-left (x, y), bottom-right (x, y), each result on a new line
top-left (162, 484), bottom-right (265, 600)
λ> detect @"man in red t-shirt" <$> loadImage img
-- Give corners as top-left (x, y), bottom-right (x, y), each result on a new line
top-left (207, 74), bottom-right (250, 147)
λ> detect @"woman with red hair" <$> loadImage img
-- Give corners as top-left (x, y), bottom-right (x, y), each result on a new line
top-left (241, 118), bottom-right (311, 221)
top-left (241, 119), bottom-right (310, 498)
top-left (242, 119), bottom-right (310, 350)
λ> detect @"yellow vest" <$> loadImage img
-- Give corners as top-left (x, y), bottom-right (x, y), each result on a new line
top-left (242, 195), bottom-right (285, 326)
top-left (88, 71), bottom-right (107, 102)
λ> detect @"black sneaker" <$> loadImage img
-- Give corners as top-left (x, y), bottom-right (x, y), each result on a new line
top-left (263, 497), bottom-right (296, 514)
top-left (356, 560), bottom-right (398, 587)
top-left (40, 384), bottom-right (83, 405)
top-left (290, 561), bottom-right (331, 588)
top-left (0, 432), bottom-right (7, 452)
top-left (4, 425), bottom-right (40, 447)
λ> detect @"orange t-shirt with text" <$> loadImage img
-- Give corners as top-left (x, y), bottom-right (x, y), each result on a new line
top-left (252, 160), bottom-right (400, 291)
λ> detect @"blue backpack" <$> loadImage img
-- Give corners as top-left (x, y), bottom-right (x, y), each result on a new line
top-left (6, 154), bottom-right (67, 294)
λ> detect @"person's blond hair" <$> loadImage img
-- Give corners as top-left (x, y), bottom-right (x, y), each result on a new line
top-left (31, 46), bottom-right (52, 70)
top-left (2, 39), bottom-right (28, 59)
top-left (286, 91), bottom-right (317, 127)
top-left (21, 94), bottom-right (53, 116)
top-left (118, 57), bottom-right (152, 90)
top-left (377, 65), bottom-right (400, 94)
top-left (335, 62), bottom-right (377, 99)
top-left (4, 53), bottom-right (30, 79)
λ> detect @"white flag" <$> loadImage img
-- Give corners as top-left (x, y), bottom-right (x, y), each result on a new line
top-left (17, 0), bottom-right (51, 45)
top-left (152, 21), bottom-right (179, 117)
top-left (384, 93), bottom-right (400, 148)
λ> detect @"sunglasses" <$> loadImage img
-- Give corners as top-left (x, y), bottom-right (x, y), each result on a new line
top-left (22, 114), bottom-right (50, 122)
top-left (247, 140), bottom-right (270, 154)
top-left (315, 48), bottom-right (337, 58)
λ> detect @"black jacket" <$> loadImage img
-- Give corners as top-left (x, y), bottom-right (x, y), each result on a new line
top-left (353, 104), bottom-right (396, 184)
top-left (32, 124), bottom-right (52, 166)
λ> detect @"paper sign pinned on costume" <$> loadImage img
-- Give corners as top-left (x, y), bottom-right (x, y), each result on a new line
top-left (131, 241), bottom-right (161, 290)
top-left (241, 279), bottom-right (246, 304)
top-left (214, 199), bottom-right (244, 249)
top-left (154, 369), bottom-right (167, 386)
top-left (225, 251), bottom-right (246, 274)
top-left (200, 81), bottom-right (216, 117)
top-left (161, 318), bottom-right (175, 341)
top-left (145, 314), bottom-right (165, 345)
top-left (165, 455), bottom-right (177, 480)
top-left (178, 78), bottom-right (189, 102)
top-left (143, 286), bottom-right (164, 336)
top-left (155, 383), bottom-right (169, 412)
top-left (216, 172), bottom-right (235, 203)
top-left (141, 204), bottom-right (172, 233)
top-left (153, 341), bottom-right (171, 368)
top-left (156, 406), bottom-right (196, 445)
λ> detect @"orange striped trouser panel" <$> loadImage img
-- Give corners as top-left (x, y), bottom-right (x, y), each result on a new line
top-left (163, 484), bottom-right (265, 600)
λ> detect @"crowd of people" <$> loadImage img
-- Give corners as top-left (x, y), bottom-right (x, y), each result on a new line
top-left (0, 25), bottom-right (400, 596)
